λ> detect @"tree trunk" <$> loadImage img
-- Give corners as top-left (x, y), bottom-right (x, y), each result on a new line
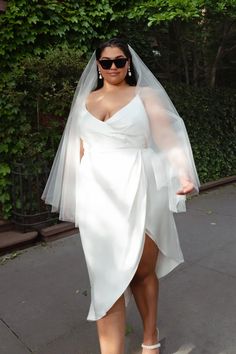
top-left (210, 21), bottom-right (234, 88)
top-left (210, 44), bottom-right (223, 88)
top-left (180, 40), bottom-right (190, 85)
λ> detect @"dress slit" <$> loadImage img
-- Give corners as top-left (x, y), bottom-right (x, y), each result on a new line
top-left (89, 215), bottom-right (148, 321)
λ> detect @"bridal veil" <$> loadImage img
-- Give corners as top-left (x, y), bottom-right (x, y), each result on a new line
top-left (41, 44), bottom-right (200, 220)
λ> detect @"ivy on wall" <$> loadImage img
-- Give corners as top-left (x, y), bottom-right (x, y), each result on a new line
top-left (0, 0), bottom-right (119, 73)
top-left (0, 46), bottom-right (87, 217)
top-left (0, 1), bottom-right (235, 219)
top-left (165, 83), bottom-right (236, 183)
top-left (1, 46), bottom-right (235, 218)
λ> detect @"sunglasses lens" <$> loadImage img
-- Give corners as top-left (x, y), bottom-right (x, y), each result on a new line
top-left (114, 58), bottom-right (128, 68)
top-left (99, 58), bottom-right (128, 70)
top-left (99, 60), bottom-right (112, 69)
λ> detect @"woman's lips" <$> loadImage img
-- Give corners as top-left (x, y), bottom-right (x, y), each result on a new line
top-left (108, 71), bottom-right (120, 76)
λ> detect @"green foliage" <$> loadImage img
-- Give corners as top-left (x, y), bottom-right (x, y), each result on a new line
top-left (0, 46), bottom-right (87, 218)
top-left (0, 0), bottom-right (234, 223)
top-left (19, 45), bottom-right (87, 125)
top-left (0, 75), bottom-right (28, 217)
top-left (113, 0), bottom-right (236, 88)
top-left (1, 34), bottom-right (235, 218)
top-left (115, 0), bottom-right (236, 25)
top-left (164, 82), bottom-right (236, 182)
top-left (0, 0), bottom-right (120, 73)
top-left (1, 0), bottom-right (235, 89)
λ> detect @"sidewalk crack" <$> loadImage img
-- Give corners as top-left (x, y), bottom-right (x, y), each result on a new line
top-left (0, 317), bottom-right (33, 353)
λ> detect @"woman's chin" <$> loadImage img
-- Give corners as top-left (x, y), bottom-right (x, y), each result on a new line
top-left (104, 75), bottom-right (126, 85)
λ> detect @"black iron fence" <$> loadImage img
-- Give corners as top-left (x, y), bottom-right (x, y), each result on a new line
top-left (11, 161), bottom-right (58, 232)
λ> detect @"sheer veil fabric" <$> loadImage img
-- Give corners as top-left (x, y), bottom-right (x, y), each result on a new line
top-left (41, 45), bottom-right (200, 222)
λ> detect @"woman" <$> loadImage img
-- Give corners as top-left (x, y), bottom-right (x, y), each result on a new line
top-left (42, 38), bottom-right (200, 354)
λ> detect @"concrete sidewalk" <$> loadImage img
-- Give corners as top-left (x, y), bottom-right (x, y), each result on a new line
top-left (0, 184), bottom-right (236, 354)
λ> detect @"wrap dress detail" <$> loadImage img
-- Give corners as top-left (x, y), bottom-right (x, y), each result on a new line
top-left (76, 94), bottom-right (184, 321)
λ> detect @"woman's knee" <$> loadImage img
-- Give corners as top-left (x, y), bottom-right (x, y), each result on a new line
top-left (132, 235), bottom-right (158, 282)
top-left (108, 294), bottom-right (125, 313)
top-left (132, 258), bottom-right (158, 283)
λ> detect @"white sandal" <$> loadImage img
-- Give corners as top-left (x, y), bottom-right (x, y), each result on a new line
top-left (141, 328), bottom-right (161, 350)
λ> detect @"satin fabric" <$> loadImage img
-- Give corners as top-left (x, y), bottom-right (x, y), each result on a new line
top-left (76, 94), bottom-right (184, 321)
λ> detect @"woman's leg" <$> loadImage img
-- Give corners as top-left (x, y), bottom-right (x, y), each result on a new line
top-left (96, 294), bottom-right (126, 354)
top-left (130, 234), bottom-right (160, 353)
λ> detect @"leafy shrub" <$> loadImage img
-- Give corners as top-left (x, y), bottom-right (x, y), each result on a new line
top-left (1, 47), bottom-right (235, 219)
top-left (0, 0), bottom-right (117, 73)
top-left (0, 46), bottom-right (87, 218)
top-left (164, 82), bottom-right (236, 183)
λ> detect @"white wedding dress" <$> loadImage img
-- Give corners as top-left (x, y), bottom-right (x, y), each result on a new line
top-left (76, 94), bottom-right (184, 321)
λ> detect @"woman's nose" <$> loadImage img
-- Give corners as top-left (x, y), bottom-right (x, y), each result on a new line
top-left (110, 62), bottom-right (117, 69)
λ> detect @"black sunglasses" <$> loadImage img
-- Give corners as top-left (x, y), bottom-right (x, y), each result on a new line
top-left (99, 58), bottom-right (128, 70)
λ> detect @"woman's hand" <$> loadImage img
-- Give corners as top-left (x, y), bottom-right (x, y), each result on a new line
top-left (176, 178), bottom-right (195, 195)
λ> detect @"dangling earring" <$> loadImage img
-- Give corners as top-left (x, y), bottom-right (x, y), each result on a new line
top-left (98, 70), bottom-right (102, 79)
top-left (128, 67), bottom-right (132, 77)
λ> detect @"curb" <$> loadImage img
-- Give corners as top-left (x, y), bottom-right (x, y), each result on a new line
top-left (40, 222), bottom-right (78, 241)
top-left (0, 230), bottom-right (38, 255)
top-left (0, 221), bottom-right (78, 256)
top-left (199, 175), bottom-right (236, 192)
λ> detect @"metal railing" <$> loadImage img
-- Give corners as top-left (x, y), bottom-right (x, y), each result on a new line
top-left (11, 161), bottom-right (58, 232)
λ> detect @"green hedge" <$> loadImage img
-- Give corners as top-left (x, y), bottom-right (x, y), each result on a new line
top-left (165, 83), bottom-right (236, 183)
top-left (0, 46), bottom-right (87, 217)
top-left (1, 47), bottom-right (235, 218)
top-left (0, 0), bottom-right (119, 74)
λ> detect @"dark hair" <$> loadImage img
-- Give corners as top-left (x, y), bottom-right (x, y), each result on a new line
top-left (94, 38), bottom-right (137, 90)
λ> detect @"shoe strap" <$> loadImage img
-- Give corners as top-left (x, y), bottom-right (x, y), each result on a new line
top-left (141, 342), bottom-right (161, 349)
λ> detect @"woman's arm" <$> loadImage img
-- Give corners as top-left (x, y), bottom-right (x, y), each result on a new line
top-left (141, 88), bottom-right (195, 195)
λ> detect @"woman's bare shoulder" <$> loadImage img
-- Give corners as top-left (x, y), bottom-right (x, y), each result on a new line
top-left (139, 86), bottom-right (162, 105)
top-left (86, 90), bottom-right (102, 105)
top-left (139, 86), bottom-right (155, 96)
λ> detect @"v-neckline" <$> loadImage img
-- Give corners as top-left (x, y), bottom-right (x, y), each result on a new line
top-left (84, 94), bottom-right (138, 124)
